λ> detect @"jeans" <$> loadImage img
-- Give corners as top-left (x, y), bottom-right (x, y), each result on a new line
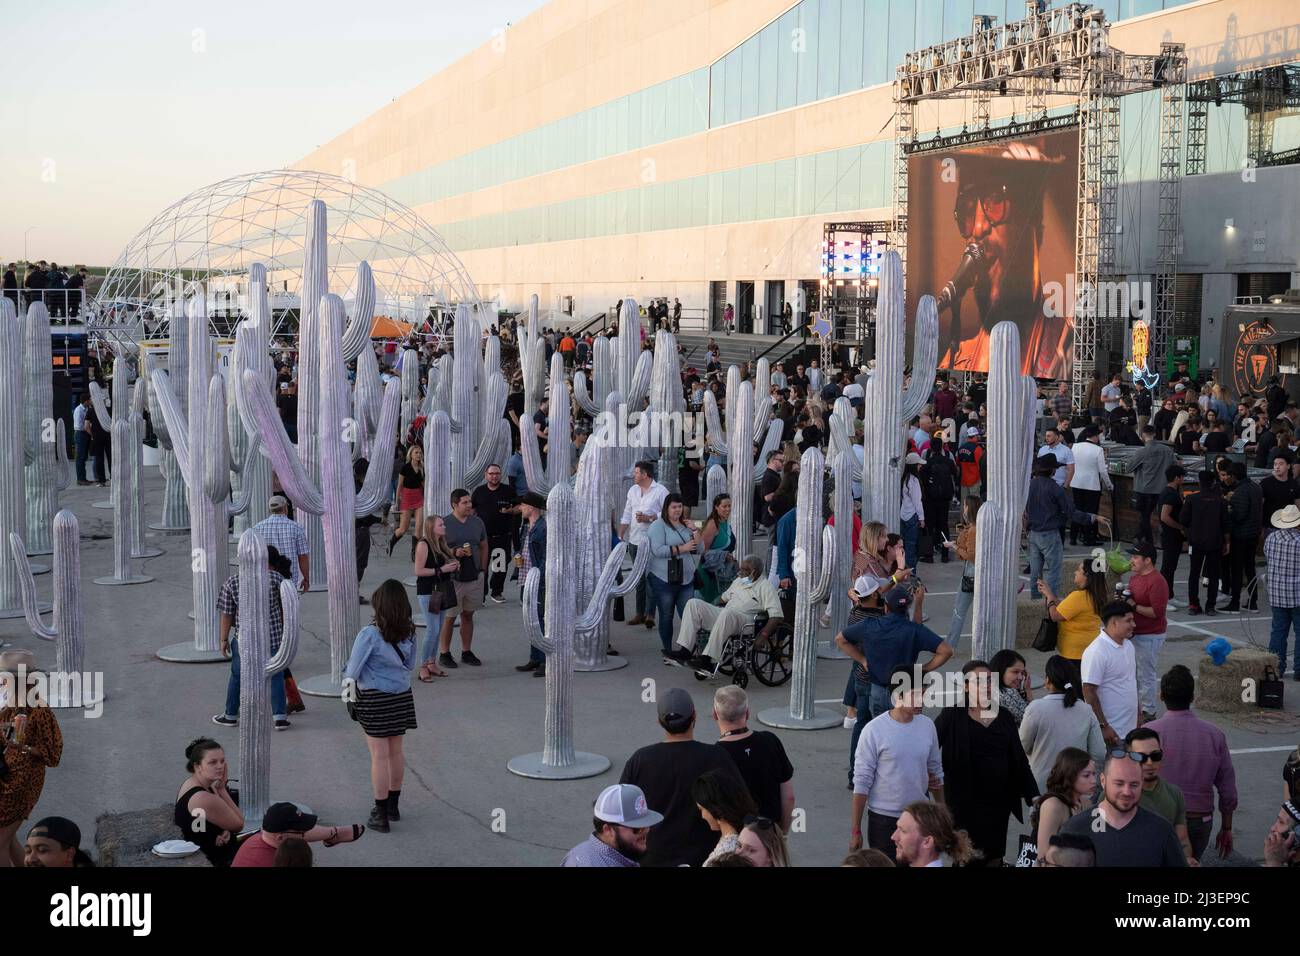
top-left (486, 533), bottom-right (513, 598)
top-left (224, 638), bottom-right (287, 721)
top-left (1227, 536), bottom-right (1259, 607)
top-left (1027, 529), bottom-right (1063, 598)
top-left (417, 594), bottom-right (446, 663)
top-left (74, 431), bottom-right (90, 482)
top-left (848, 682), bottom-right (893, 781)
top-left (1135, 493), bottom-right (1159, 543)
top-left (1186, 813), bottom-right (1214, 861)
top-left (948, 568), bottom-right (974, 655)
top-left (629, 544), bottom-right (649, 618)
top-left (1269, 605), bottom-right (1300, 674)
top-left (1131, 632), bottom-right (1166, 715)
top-left (647, 573), bottom-right (693, 652)
top-left (901, 514), bottom-right (920, 570)
top-left (1071, 488), bottom-right (1101, 543)
top-left (866, 810), bottom-right (899, 861)
top-left (1187, 547), bottom-right (1222, 610)
top-left (1160, 530), bottom-right (1183, 596)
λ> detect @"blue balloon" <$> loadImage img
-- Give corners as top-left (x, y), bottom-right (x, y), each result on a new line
top-left (1205, 637), bottom-right (1233, 666)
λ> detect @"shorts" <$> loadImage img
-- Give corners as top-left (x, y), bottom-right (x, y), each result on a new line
top-left (453, 578), bottom-right (483, 612)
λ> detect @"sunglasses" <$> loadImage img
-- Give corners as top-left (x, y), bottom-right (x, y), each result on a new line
top-left (1107, 748), bottom-right (1160, 764)
top-left (954, 183), bottom-right (1011, 235)
top-left (744, 815), bottom-right (776, 830)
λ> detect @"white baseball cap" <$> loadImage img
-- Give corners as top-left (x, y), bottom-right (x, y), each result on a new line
top-left (593, 784), bottom-right (663, 828)
top-left (850, 575), bottom-right (882, 599)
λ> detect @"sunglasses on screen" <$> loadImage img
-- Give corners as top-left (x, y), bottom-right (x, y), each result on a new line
top-left (954, 183), bottom-right (1011, 235)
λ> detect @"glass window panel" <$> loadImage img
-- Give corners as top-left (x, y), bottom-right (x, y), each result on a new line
top-left (943, 0), bottom-right (974, 41)
top-left (755, 161), bottom-right (776, 221)
top-left (795, 154), bottom-right (817, 215)
top-left (818, 0), bottom-right (841, 101)
top-left (724, 49), bottom-right (742, 125)
top-left (616, 97), bottom-right (629, 154)
top-left (797, 0), bottom-right (821, 106)
top-left (723, 168), bottom-right (740, 223)
top-left (628, 90), bottom-right (644, 150)
top-left (738, 165), bottom-right (757, 221)
top-left (838, 147), bottom-right (859, 210)
top-left (1120, 0), bottom-right (1163, 18)
top-left (863, 0), bottom-right (889, 87)
top-left (758, 22), bottom-right (779, 116)
top-left (840, 0), bottom-right (864, 96)
top-left (777, 8), bottom-right (799, 111)
top-left (815, 151), bottom-right (838, 213)
top-left (915, 0), bottom-right (944, 51)
top-left (741, 37), bottom-right (760, 120)
top-left (887, 0), bottom-right (915, 84)
top-left (649, 82), bottom-right (666, 146)
top-left (710, 63), bottom-right (725, 128)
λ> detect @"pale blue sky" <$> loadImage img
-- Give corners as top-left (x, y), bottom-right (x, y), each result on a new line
top-left (2, 0), bottom-right (549, 266)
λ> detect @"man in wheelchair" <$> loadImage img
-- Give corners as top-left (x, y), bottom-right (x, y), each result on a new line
top-left (665, 554), bottom-right (784, 671)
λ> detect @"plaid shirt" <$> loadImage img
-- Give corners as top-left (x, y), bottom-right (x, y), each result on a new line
top-left (1265, 528), bottom-right (1300, 608)
top-left (1052, 393), bottom-right (1072, 419)
top-left (217, 570), bottom-right (286, 652)
top-left (251, 515), bottom-right (308, 585)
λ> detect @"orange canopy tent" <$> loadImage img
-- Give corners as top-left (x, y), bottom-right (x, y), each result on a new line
top-left (370, 315), bottom-right (415, 338)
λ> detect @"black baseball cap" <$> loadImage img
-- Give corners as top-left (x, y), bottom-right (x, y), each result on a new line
top-left (263, 802), bottom-right (318, 834)
top-left (1128, 541), bottom-right (1156, 560)
top-left (28, 817), bottom-right (81, 850)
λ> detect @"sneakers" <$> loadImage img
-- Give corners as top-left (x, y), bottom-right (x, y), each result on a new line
top-left (626, 614), bottom-right (647, 626)
top-left (1166, 599), bottom-right (1179, 611)
top-left (663, 648), bottom-right (692, 666)
top-left (515, 661), bottom-right (540, 672)
top-left (842, 715), bottom-right (855, 729)
top-left (489, 595), bottom-right (506, 604)
top-left (274, 719), bottom-right (291, 731)
top-left (1187, 605), bottom-right (1203, 616)
top-left (461, 650), bottom-right (482, 666)
top-left (212, 714), bottom-right (237, 727)
top-left (439, 652), bottom-right (458, 669)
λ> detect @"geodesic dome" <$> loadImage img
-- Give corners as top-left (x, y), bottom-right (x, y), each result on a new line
top-left (91, 169), bottom-right (480, 350)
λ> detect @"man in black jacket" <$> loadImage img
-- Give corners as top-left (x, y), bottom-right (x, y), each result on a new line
top-left (1181, 471), bottom-right (1230, 615)
top-left (1221, 461), bottom-right (1262, 611)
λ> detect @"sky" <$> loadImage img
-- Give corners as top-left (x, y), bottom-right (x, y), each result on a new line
top-left (2, 0), bottom-right (549, 267)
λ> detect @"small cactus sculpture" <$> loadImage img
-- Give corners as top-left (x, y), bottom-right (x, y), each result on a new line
top-left (92, 418), bottom-right (153, 586)
top-left (758, 446), bottom-right (839, 730)
top-left (0, 301), bottom-right (32, 619)
top-left (819, 415), bottom-right (855, 661)
top-left (861, 251), bottom-right (938, 531)
top-left (235, 528), bottom-right (300, 830)
top-left (9, 511), bottom-right (91, 708)
top-left (710, 380), bottom-right (784, 570)
top-left (152, 294), bottom-right (255, 662)
top-left (128, 380), bottom-right (163, 559)
top-left (21, 302), bottom-right (71, 556)
top-left (147, 288), bottom-right (191, 532)
top-left (241, 292), bottom-right (401, 696)
top-left (508, 480), bottom-right (636, 779)
top-left (422, 410), bottom-right (453, 519)
top-left (229, 262), bottom-right (275, 537)
top-left (972, 322), bottom-right (1036, 660)
top-left (399, 348), bottom-right (421, 440)
top-left (521, 351), bottom-right (573, 494)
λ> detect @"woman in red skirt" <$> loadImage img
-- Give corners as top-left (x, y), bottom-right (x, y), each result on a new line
top-left (388, 445), bottom-right (425, 559)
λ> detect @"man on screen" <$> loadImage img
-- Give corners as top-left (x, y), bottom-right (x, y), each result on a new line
top-left (937, 140), bottom-right (1069, 378)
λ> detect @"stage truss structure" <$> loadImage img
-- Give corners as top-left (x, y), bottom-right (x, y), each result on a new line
top-left (891, 0), bottom-right (1187, 411)
top-left (820, 220), bottom-right (891, 354)
top-left (89, 169), bottom-right (482, 355)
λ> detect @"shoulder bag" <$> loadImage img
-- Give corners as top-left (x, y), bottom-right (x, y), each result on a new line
top-left (666, 524), bottom-right (690, 585)
top-left (1033, 598), bottom-right (1059, 653)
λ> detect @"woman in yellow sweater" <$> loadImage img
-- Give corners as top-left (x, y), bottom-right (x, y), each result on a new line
top-left (1037, 561), bottom-right (1110, 665)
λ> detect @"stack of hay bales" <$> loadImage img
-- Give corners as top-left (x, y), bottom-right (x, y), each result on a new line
top-left (1197, 647), bottom-right (1280, 714)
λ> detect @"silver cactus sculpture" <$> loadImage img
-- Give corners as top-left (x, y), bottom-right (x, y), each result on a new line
top-left (819, 412), bottom-right (855, 661)
top-left (446, 303), bottom-right (511, 491)
top-left (92, 418), bottom-right (154, 586)
top-left (147, 289), bottom-right (191, 532)
top-left (399, 348), bottom-right (421, 440)
top-left (860, 251), bottom-right (938, 530)
top-left (0, 301), bottom-right (33, 618)
top-left (241, 292), bottom-right (400, 696)
top-left (758, 446), bottom-right (839, 730)
top-left (706, 379), bottom-right (783, 570)
top-left (8, 510), bottom-right (95, 709)
top-left (21, 302), bottom-right (71, 556)
top-left (521, 351), bottom-right (573, 494)
top-left (422, 409), bottom-right (453, 519)
top-left (153, 294), bottom-right (255, 662)
top-left (235, 527), bottom-right (300, 830)
top-left (229, 262), bottom-right (275, 537)
top-left (972, 322), bottom-right (1035, 660)
top-left (508, 480), bottom-right (637, 779)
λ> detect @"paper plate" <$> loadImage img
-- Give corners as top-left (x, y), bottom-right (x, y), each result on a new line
top-left (151, 840), bottom-right (200, 858)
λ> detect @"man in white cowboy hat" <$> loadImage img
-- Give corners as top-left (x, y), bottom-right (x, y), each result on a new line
top-left (1264, 504), bottom-right (1300, 680)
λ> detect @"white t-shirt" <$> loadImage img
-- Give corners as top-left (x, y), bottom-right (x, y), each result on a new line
top-left (1037, 442), bottom-right (1074, 486)
top-left (1102, 382), bottom-right (1122, 411)
top-left (1081, 630), bottom-right (1138, 739)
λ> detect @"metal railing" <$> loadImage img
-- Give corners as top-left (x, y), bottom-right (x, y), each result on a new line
top-left (4, 288), bottom-right (90, 319)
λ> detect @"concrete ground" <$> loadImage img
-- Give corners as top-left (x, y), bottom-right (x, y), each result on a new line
top-left (8, 470), bottom-right (1298, 867)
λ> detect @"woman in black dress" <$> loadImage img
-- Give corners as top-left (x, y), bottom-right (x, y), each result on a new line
top-left (935, 661), bottom-right (1040, 866)
top-left (174, 737), bottom-right (244, 866)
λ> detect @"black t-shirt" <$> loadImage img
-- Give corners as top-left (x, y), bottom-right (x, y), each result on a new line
top-left (1254, 428), bottom-right (1279, 468)
top-left (278, 392), bottom-right (298, 424)
top-left (716, 731), bottom-right (794, 825)
top-left (1202, 431), bottom-right (1231, 453)
top-left (1174, 428), bottom-right (1200, 455)
top-left (619, 741), bottom-right (746, 868)
top-left (471, 482), bottom-right (518, 537)
top-left (399, 463), bottom-right (424, 493)
top-left (505, 390), bottom-right (524, 422)
top-left (1260, 475), bottom-right (1300, 527)
top-left (1158, 486), bottom-right (1183, 536)
top-left (1059, 805), bottom-right (1186, 867)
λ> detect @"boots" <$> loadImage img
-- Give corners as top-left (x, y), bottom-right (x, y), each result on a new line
top-left (386, 790), bottom-right (401, 821)
top-left (387, 534), bottom-right (399, 556)
top-left (368, 798), bottom-right (390, 833)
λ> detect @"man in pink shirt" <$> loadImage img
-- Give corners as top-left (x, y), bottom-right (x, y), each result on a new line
top-left (1145, 664), bottom-right (1238, 862)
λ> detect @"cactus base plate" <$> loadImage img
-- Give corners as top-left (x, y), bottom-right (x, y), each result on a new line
top-left (507, 752), bottom-right (611, 779)
top-left (93, 574), bottom-right (155, 586)
top-left (43, 688), bottom-right (106, 710)
top-left (148, 522), bottom-right (191, 533)
top-left (132, 547), bottom-right (165, 558)
top-left (817, 642), bottom-right (850, 661)
top-left (91, 500), bottom-right (112, 510)
top-left (0, 602), bottom-right (51, 619)
top-left (756, 705), bottom-right (843, 730)
top-left (156, 642), bottom-right (227, 663)
top-left (574, 656), bottom-right (629, 672)
top-left (296, 673), bottom-right (345, 698)
top-left (29, 562), bottom-right (50, 576)
top-left (24, 547), bottom-right (53, 557)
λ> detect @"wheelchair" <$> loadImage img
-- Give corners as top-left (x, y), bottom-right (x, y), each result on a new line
top-left (689, 612), bottom-right (794, 689)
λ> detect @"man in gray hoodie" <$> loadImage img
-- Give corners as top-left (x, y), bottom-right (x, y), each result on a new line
top-left (1129, 426), bottom-right (1177, 544)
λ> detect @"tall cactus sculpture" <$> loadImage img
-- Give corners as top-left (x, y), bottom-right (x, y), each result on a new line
top-left (398, 348), bottom-right (421, 440)
top-left (758, 447), bottom-right (839, 730)
top-left (972, 322), bottom-right (1036, 660)
top-left (819, 415), bottom-right (855, 661)
top-left (21, 302), bottom-right (71, 556)
top-left (229, 263), bottom-right (275, 537)
top-left (521, 352), bottom-right (572, 494)
top-left (706, 380), bottom-right (784, 569)
top-left (153, 294), bottom-right (255, 662)
top-left (0, 301), bottom-right (32, 619)
top-left (447, 303), bottom-right (511, 491)
top-left (147, 288), bottom-right (191, 532)
top-left (508, 480), bottom-right (639, 779)
top-left (241, 292), bottom-right (400, 696)
top-left (235, 528), bottom-right (300, 830)
top-left (861, 251), bottom-right (938, 530)
top-left (92, 418), bottom-right (154, 586)
top-left (9, 511), bottom-right (95, 709)
top-left (127, 379), bottom-right (163, 560)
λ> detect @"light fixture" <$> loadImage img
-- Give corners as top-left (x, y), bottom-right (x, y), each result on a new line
top-left (1224, 218), bottom-right (1235, 229)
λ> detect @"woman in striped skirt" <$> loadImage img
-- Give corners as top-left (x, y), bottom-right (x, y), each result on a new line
top-left (343, 579), bottom-right (418, 833)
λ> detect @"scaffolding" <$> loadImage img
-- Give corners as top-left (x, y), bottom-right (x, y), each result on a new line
top-left (1152, 43), bottom-right (1187, 379)
top-left (1185, 65), bottom-right (1300, 175)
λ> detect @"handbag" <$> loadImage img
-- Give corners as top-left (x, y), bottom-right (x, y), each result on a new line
top-left (960, 573), bottom-right (975, 593)
top-left (428, 574), bottom-right (457, 613)
top-left (1260, 665), bottom-right (1285, 710)
top-left (1014, 832), bottom-right (1037, 868)
top-left (1033, 600), bottom-right (1059, 653)
top-left (666, 525), bottom-right (690, 585)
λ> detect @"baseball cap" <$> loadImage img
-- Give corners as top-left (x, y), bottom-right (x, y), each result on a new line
top-left (1127, 541), bottom-right (1157, 559)
top-left (27, 817), bottom-right (81, 850)
top-left (268, 495), bottom-right (289, 511)
top-left (904, 452), bottom-right (925, 466)
top-left (593, 784), bottom-right (663, 829)
top-left (850, 575), bottom-right (882, 600)
top-left (262, 802), bottom-right (319, 834)
top-left (657, 687), bottom-right (696, 725)
top-left (883, 586), bottom-right (912, 611)
top-left (519, 491), bottom-right (548, 510)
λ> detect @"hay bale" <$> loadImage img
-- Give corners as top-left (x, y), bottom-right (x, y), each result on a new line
top-left (1196, 647), bottom-right (1280, 714)
top-left (95, 805), bottom-right (211, 867)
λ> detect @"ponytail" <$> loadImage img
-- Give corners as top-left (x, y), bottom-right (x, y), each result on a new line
top-left (1045, 655), bottom-right (1080, 708)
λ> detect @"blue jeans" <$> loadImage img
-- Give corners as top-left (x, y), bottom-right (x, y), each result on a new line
top-left (1131, 632), bottom-right (1166, 715)
top-left (74, 431), bottom-right (90, 482)
top-left (1027, 529), bottom-right (1063, 598)
top-left (901, 515), bottom-right (919, 570)
top-left (1270, 606), bottom-right (1300, 675)
top-left (848, 682), bottom-right (893, 781)
top-left (417, 594), bottom-right (446, 663)
top-left (223, 638), bottom-right (287, 721)
top-left (648, 573), bottom-right (693, 652)
top-left (948, 571), bottom-right (974, 655)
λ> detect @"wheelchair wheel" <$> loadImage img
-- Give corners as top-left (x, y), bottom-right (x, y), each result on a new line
top-left (694, 671), bottom-right (709, 682)
top-left (717, 643), bottom-right (739, 676)
top-left (732, 667), bottom-right (749, 689)
top-left (752, 624), bottom-right (794, 686)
